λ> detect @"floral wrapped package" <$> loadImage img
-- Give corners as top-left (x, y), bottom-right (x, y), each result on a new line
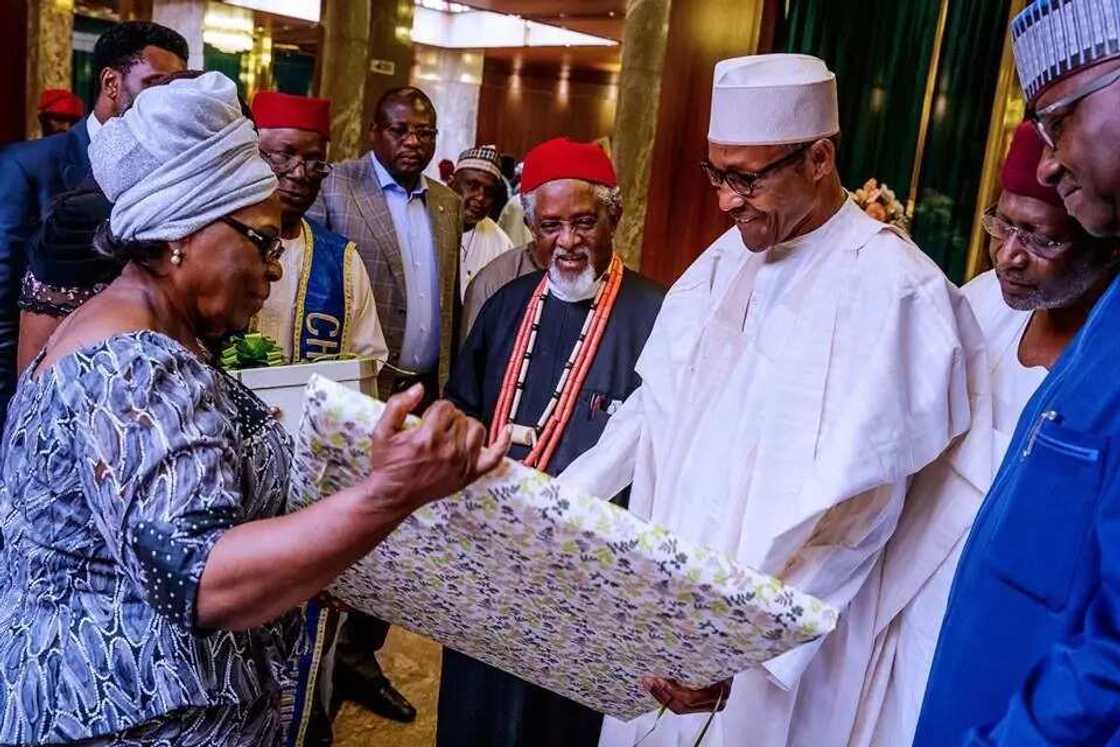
top-left (290, 376), bottom-right (838, 721)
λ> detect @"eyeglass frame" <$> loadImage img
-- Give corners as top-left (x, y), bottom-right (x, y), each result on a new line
top-left (220, 216), bottom-right (285, 263)
top-left (533, 214), bottom-right (606, 238)
top-left (1030, 66), bottom-right (1120, 149)
top-left (981, 204), bottom-right (1076, 260)
top-left (259, 148), bottom-right (332, 178)
top-left (699, 141), bottom-right (814, 198)
top-left (377, 122), bottom-right (439, 144)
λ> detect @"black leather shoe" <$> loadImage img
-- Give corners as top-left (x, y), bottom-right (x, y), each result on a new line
top-left (336, 663), bottom-right (417, 723)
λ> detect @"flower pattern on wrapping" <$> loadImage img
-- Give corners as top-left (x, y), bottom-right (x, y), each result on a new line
top-left (0, 331), bottom-right (302, 745)
top-left (291, 376), bottom-right (839, 721)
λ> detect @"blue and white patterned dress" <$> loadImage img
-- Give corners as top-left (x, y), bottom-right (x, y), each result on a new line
top-left (0, 331), bottom-right (303, 745)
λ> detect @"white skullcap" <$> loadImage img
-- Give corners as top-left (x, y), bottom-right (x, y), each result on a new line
top-left (90, 71), bottom-right (277, 243)
top-left (708, 54), bottom-right (840, 146)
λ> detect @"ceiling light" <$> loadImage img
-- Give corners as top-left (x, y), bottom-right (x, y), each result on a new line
top-left (411, 3), bottom-right (618, 49)
top-left (222, 0), bottom-right (320, 23)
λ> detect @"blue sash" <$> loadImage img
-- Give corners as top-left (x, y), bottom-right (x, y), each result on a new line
top-left (286, 599), bottom-right (341, 747)
top-left (293, 219), bottom-right (354, 362)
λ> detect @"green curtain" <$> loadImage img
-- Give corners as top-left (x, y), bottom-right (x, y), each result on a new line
top-left (780, 0), bottom-right (943, 199)
top-left (203, 44), bottom-right (246, 100)
top-left (273, 50), bottom-right (315, 97)
top-left (910, 0), bottom-right (1011, 282)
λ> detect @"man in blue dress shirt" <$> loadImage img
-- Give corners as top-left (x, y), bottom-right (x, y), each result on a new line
top-left (915, 1), bottom-right (1120, 744)
top-left (307, 86), bottom-right (463, 724)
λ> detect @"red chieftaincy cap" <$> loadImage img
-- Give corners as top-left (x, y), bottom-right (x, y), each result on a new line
top-left (251, 91), bottom-right (332, 139)
top-left (38, 89), bottom-right (84, 120)
top-left (1000, 121), bottom-right (1063, 208)
top-left (519, 137), bottom-right (617, 193)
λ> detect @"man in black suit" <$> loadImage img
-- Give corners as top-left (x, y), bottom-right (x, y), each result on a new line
top-left (0, 21), bottom-right (187, 422)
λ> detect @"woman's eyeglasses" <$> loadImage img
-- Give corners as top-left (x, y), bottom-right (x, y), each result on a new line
top-left (700, 142), bottom-right (812, 198)
top-left (220, 216), bottom-right (285, 263)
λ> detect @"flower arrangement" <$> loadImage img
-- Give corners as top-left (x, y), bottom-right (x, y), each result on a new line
top-left (852, 178), bottom-right (910, 233)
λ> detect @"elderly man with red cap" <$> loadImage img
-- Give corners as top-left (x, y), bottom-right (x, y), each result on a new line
top-left (250, 91), bottom-right (387, 367)
top-left (436, 137), bottom-right (665, 747)
top-left (249, 91), bottom-right (391, 745)
top-left (850, 121), bottom-right (1119, 747)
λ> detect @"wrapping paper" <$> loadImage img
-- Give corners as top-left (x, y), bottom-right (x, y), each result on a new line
top-left (290, 376), bottom-right (838, 720)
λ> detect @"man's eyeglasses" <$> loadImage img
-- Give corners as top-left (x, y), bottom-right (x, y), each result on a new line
top-left (380, 123), bottom-right (438, 144)
top-left (535, 216), bottom-right (603, 238)
top-left (981, 206), bottom-right (1075, 259)
top-left (1031, 66), bottom-right (1120, 150)
top-left (260, 149), bottom-right (332, 178)
top-left (221, 216), bottom-right (285, 263)
top-left (700, 142), bottom-right (812, 198)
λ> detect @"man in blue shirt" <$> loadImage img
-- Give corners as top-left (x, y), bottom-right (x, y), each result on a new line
top-left (307, 86), bottom-right (463, 724)
top-left (915, 1), bottom-right (1120, 743)
top-left (308, 87), bottom-right (462, 401)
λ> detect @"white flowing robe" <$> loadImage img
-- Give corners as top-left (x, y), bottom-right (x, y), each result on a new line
top-left (850, 269), bottom-right (1047, 747)
top-left (560, 199), bottom-right (982, 747)
top-left (459, 216), bottom-right (514, 300)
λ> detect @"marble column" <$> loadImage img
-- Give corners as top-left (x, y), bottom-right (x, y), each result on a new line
top-left (359, 0), bottom-right (416, 153)
top-left (319, 0), bottom-right (372, 161)
top-left (411, 45), bottom-right (484, 180)
top-left (610, 0), bottom-right (672, 270)
top-left (629, 0), bottom-right (768, 285)
top-left (151, 0), bottom-right (205, 69)
top-left (25, 0), bottom-right (75, 139)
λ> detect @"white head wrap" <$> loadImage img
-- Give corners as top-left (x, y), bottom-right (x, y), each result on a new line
top-left (90, 71), bottom-right (277, 243)
top-left (708, 54), bottom-right (840, 146)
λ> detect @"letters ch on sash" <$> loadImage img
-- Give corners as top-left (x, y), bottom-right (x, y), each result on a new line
top-left (305, 312), bottom-right (341, 358)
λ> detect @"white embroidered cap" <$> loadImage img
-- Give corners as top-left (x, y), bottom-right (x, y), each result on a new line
top-left (708, 53), bottom-right (840, 146)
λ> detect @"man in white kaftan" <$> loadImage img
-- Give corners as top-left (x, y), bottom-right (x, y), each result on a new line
top-left (850, 121), bottom-right (1120, 746)
top-left (560, 53), bottom-right (981, 747)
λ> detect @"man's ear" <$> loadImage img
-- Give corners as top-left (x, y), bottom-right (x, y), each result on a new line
top-left (809, 138), bottom-right (836, 182)
top-left (99, 68), bottom-right (120, 106)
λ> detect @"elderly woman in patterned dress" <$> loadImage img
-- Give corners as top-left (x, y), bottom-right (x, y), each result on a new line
top-left (0, 72), bottom-right (507, 746)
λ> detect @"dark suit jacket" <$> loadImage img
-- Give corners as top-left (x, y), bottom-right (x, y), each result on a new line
top-left (0, 120), bottom-right (92, 420)
top-left (307, 154), bottom-right (463, 395)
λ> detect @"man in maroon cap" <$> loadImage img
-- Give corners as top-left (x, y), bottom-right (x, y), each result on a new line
top-left (36, 89), bottom-right (85, 137)
top-left (851, 121), bottom-right (1119, 747)
top-left (435, 138), bottom-right (665, 747)
top-left (251, 91), bottom-right (387, 367)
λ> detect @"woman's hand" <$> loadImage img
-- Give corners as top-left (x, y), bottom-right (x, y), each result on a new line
top-left (364, 384), bottom-right (510, 515)
top-left (642, 676), bottom-right (732, 715)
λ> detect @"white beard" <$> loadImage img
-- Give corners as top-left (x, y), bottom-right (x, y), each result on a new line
top-left (548, 259), bottom-right (600, 302)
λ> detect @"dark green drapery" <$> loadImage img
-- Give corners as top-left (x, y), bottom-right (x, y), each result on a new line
top-left (779, 0), bottom-right (943, 201)
top-left (910, 0), bottom-right (1011, 282)
top-left (274, 50), bottom-right (316, 97)
top-left (781, 0), bottom-right (1013, 282)
top-left (203, 44), bottom-right (246, 100)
